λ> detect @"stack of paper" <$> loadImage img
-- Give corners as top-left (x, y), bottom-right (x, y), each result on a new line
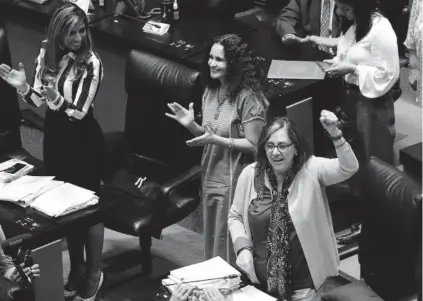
top-left (30, 183), bottom-right (98, 217)
top-left (162, 257), bottom-right (241, 293)
top-left (0, 159), bottom-right (34, 183)
top-left (0, 175), bottom-right (60, 207)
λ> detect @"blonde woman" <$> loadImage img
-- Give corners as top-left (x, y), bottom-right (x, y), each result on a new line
top-left (0, 3), bottom-right (105, 300)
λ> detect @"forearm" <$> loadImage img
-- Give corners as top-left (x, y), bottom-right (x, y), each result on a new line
top-left (214, 136), bottom-right (256, 154)
top-left (314, 36), bottom-right (340, 47)
top-left (186, 122), bottom-right (205, 137)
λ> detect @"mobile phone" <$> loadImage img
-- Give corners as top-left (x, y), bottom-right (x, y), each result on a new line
top-left (1, 163), bottom-right (27, 175)
top-left (316, 61), bottom-right (331, 71)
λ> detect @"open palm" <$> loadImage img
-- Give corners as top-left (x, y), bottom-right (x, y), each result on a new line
top-left (0, 63), bottom-right (27, 89)
top-left (165, 102), bottom-right (195, 128)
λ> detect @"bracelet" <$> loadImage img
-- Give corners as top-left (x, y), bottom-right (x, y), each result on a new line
top-left (325, 129), bottom-right (343, 141)
top-left (229, 138), bottom-right (234, 151)
top-left (237, 246), bottom-right (252, 256)
top-left (335, 140), bottom-right (347, 149)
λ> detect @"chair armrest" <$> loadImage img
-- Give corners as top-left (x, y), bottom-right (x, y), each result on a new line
top-left (161, 164), bottom-right (201, 196)
top-left (338, 241), bottom-right (359, 261)
top-left (21, 109), bottom-right (45, 132)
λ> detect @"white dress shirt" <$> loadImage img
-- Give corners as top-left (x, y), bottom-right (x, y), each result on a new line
top-left (334, 13), bottom-right (400, 98)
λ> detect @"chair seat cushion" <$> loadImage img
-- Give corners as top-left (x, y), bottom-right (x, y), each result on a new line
top-left (322, 282), bottom-right (383, 301)
top-left (100, 168), bottom-right (198, 237)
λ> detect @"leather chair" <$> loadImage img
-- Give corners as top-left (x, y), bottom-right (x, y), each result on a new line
top-left (318, 157), bottom-right (422, 301)
top-left (100, 49), bottom-right (203, 274)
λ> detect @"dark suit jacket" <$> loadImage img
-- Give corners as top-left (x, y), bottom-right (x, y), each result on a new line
top-left (274, 0), bottom-right (341, 38)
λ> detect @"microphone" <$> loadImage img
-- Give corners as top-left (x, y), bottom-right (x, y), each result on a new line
top-left (163, 274), bottom-right (240, 286)
top-left (1, 234), bottom-right (32, 257)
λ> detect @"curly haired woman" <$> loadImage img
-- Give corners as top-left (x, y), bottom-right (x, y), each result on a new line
top-left (166, 34), bottom-right (269, 262)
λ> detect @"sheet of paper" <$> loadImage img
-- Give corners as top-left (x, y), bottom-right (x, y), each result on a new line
top-left (267, 60), bottom-right (326, 80)
top-left (232, 285), bottom-right (277, 301)
top-left (170, 256), bottom-right (241, 282)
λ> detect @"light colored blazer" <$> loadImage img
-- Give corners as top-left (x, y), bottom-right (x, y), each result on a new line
top-left (228, 142), bottom-right (359, 290)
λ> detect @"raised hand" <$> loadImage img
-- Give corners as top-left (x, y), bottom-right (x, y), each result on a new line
top-left (186, 125), bottom-right (217, 147)
top-left (165, 102), bottom-right (195, 128)
top-left (0, 63), bottom-right (27, 91)
top-left (319, 110), bottom-right (341, 137)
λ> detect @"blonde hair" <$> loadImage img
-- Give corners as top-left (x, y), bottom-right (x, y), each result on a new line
top-left (40, 3), bottom-right (92, 82)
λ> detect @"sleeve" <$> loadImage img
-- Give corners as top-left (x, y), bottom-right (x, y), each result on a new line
top-left (239, 93), bottom-right (267, 125)
top-left (273, 0), bottom-right (302, 38)
top-left (17, 45), bottom-right (46, 108)
top-left (0, 226), bottom-right (16, 280)
top-left (228, 166), bottom-right (253, 255)
top-left (50, 53), bottom-right (103, 121)
top-left (404, 0), bottom-right (420, 50)
top-left (355, 20), bottom-right (400, 98)
top-left (308, 141), bottom-right (359, 187)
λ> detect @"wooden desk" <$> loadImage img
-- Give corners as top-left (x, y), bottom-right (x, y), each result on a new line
top-left (0, 149), bottom-right (116, 301)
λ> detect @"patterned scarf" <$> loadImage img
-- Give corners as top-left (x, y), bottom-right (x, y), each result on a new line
top-left (263, 165), bottom-right (295, 301)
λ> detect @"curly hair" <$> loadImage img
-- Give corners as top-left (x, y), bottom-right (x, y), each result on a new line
top-left (202, 34), bottom-right (266, 102)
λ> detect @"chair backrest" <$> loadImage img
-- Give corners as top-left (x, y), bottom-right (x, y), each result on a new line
top-left (359, 157), bottom-right (422, 300)
top-left (0, 26), bottom-right (21, 155)
top-left (124, 49), bottom-right (203, 178)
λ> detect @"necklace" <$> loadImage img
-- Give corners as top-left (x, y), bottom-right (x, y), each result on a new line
top-left (214, 87), bottom-right (226, 120)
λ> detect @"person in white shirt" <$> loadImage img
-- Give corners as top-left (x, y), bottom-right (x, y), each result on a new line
top-left (228, 111), bottom-right (359, 301)
top-left (320, 0), bottom-right (399, 194)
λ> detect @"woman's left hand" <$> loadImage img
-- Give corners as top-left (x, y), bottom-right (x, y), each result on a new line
top-left (40, 85), bottom-right (59, 102)
top-left (203, 287), bottom-right (227, 301)
top-left (186, 125), bottom-right (218, 147)
top-left (319, 110), bottom-right (341, 137)
top-left (324, 62), bottom-right (356, 77)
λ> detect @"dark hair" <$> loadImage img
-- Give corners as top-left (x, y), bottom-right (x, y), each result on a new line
top-left (202, 34), bottom-right (266, 102)
top-left (40, 3), bottom-right (92, 82)
top-left (256, 116), bottom-right (312, 177)
top-left (337, 0), bottom-right (378, 41)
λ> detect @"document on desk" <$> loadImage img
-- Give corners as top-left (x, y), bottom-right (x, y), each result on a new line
top-left (0, 176), bottom-right (59, 207)
top-left (162, 256), bottom-right (241, 292)
top-left (232, 285), bottom-right (276, 301)
top-left (30, 183), bottom-right (98, 218)
top-left (267, 60), bottom-right (328, 80)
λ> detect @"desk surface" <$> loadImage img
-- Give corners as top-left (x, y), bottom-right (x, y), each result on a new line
top-left (0, 149), bottom-right (115, 250)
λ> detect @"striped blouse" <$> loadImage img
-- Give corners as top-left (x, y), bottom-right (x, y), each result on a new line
top-left (19, 41), bottom-right (103, 121)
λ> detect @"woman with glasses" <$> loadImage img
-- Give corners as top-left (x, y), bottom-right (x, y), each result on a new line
top-left (228, 110), bottom-right (358, 301)
top-left (166, 34), bottom-right (268, 263)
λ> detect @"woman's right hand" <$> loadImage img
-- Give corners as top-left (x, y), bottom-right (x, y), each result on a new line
top-left (236, 249), bottom-right (259, 284)
top-left (0, 63), bottom-right (27, 91)
top-left (165, 102), bottom-right (195, 128)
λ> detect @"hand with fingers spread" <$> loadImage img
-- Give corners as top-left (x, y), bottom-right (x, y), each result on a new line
top-left (319, 109), bottom-right (341, 137)
top-left (0, 63), bottom-right (28, 92)
top-left (186, 124), bottom-right (218, 147)
top-left (169, 283), bottom-right (195, 301)
top-left (202, 287), bottom-right (227, 301)
top-left (165, 102), bottom-right (195, 128)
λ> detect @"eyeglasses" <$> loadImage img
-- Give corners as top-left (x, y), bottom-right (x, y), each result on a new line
top-left (265, 142), bottom-right (294, 153)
